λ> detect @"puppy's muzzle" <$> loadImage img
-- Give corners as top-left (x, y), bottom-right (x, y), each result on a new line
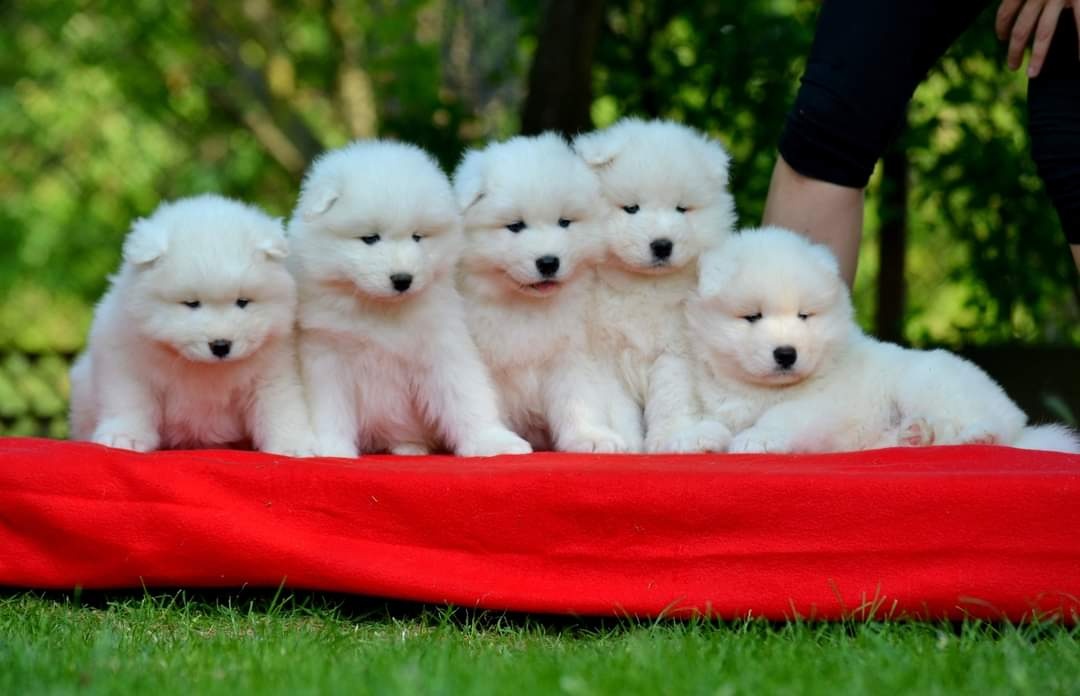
top-left (773, 345), bottom-right (797, 369)
top-left (535, 256), bottom-right (560, 278)
top-left (209, 339), bottom-right (232, 359)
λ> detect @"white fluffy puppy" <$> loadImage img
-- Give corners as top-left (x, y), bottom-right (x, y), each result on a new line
top-left (69, 194), bottom-right (314, 455)
top-left (572, 118), bottom-right (737, 452)
top-left (453, 133), bottom-right (630, 452)
top-left (687, 226), bottom-right (1080, 454)
top-left (288, 140), bottom-right (531, 458)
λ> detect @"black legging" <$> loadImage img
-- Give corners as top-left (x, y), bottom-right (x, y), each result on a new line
top-left (779, 1), bottom-right (1080, 244)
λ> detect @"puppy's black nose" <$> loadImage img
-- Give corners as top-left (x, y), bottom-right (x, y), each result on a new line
top-left (390, 273), bottom-right (413, 292)
top-left (535, 255), bottom-right (560, 278)
top-left (209, 340), bottom-right (232, 358)
top-left (650, 238), bottom-right (674, 260)
top-left (773, 345), bottom-right (797, 369)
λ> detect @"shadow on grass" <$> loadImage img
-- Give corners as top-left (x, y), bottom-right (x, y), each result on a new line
top-left (3, 586), bottom-right (1075, 644)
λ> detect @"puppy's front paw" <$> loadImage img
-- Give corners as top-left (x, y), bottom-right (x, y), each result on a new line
top-left (648, 420), bottom-right (732, 454)
top-left (258, 426), bottom-right (321, 457)
top-left (456, 428), bottom-right (532, 457)
top-left (729, 428), bottom-right (789, 454)
top-left (391, 442), bottom-right (431, 456)
top-left (91, 426), bottom-right (160, 453)
top-left (261, 434), bottom-right (320, 458)
top-left (313, 438), bottom-right (360, 458)
top-left (559, 426), bottom-right (628, 454)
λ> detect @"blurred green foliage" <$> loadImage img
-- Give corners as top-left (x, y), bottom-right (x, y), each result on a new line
top-left (0, 352), bottom-right (69, 438)
top-left (1, 1), bottom-right (1077, 436)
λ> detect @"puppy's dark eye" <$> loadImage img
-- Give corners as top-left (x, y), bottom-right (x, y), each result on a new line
top-left (558, 218), bottom-right (571, 228)
top-left (623, 204), bottom-right (640, 215)
top-left (182, 300), bottom-right (201, 309)
top-left (236, 298), bottom-right (251, 309)
top-left (798, 312), bottom-right (811, 320)
top-left (412, 234), bottom-right (424, 242)
top-left (676, 206), bottom-right (688, 214)
top-left (506, 221), bottom-right (526, 233)
top-left (359, 234), bottom-right (381, 245)
top-left (743, 312), bottom-right (763, 323)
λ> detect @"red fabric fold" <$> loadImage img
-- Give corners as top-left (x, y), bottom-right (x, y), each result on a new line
top-left (1, 437), bottom-right (1078, 621)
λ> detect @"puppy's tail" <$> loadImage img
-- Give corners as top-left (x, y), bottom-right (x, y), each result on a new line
top-left (1012, 424), bottom-right (1080, 454)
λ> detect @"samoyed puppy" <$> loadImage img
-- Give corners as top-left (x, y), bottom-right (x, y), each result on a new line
top-left (287, 140), bottom-right (531, 458)
top-left (572, 118), bottom-right (737, 452)
top-left (453, 133), bottom-right (632, 452)
top-left (69, 194), bottom-right (315, 455)
top-left (687, 226), bottom-right (1080, 454)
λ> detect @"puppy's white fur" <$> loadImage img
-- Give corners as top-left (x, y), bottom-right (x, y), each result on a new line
top-left (453, 133), bottom-right (630, 452)
top-left (573, 118), bottom-right (737, 452)
top-left (687, 226), bottom-right (1080, 454)
top-left (69, 194), bottom-right (314, 455)
top-left (289, 139), bottom-right (531, 457)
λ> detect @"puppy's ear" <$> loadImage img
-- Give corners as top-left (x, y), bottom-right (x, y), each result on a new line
top-left (696, 241), bottom-right (738, 299)
top-left (806, 240), bottom-right (842, 279)
top-left (300, 173), bottom-right (341, 221)
top-left (700, 138), bottom-right (732, 187)
top-left (122, 217), bottom-right (169, 267)
top-left (452, 150), bottom-right (486, 212)
top-left (258, 232), bottom-right (289, 261)
top-left (572, 128), bottom-right (625, 169)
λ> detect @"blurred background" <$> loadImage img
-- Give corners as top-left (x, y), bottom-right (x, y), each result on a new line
top-left (1, 0), bottom-right (1077, 439)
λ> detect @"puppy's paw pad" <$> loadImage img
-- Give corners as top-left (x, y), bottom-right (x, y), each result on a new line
top-left (457, 429), bottom-right (532, 457)
top-left (92, 430), bottom-right (159, 452)
top-left (957, 426), bottom-right (1000, 446)
top-left (927, 421), bottom-right (965, 445)
top-left (898, 417), bottom-right (934, 447)
top-left (391, 443), bottom-right (431, 456)
top-left (927, 422), bottom-right (998, 446)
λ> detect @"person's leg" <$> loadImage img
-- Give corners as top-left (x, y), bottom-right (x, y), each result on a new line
top-left (764, 0), bottom-right (989, 285)
top-left (1026, 8), bottom-right (1080, 275)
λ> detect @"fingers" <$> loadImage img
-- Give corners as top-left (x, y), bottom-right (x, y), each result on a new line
top-left (1008, 0), bottom-right (1049, 70)
top-left (1029, 0), bottom-right (1066, 76)
top-left (996, 0), bottom-right (1024, 39)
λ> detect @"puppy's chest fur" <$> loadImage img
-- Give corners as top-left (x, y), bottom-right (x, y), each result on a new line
top-left (591, 267), bottom-right (694, 402)
top-left (349, 339), bottom-right (435, 451)
top-left (149, 352), bottom-right (264, 448)
top-left (303, 286), bottom-right (461, 451)
top-left (464, 288), bottom-right (584, 443)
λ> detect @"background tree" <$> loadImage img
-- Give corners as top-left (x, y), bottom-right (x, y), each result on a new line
top-left (520, 0), bottom-right (606, 136)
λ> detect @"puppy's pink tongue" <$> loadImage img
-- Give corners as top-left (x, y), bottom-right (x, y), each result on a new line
top-left (529, 280), bottom-right (560, 293)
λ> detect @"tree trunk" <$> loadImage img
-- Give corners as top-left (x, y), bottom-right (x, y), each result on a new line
top-left (520, 0), bottom-right (606, 137)
top-left (877, 132), bottom-right (909, 344)
top-left (192, 0), bottom-right (324, 173)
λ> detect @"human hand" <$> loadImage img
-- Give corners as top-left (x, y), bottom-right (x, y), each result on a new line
top-left (995, 0), bottom-right (1080, 77)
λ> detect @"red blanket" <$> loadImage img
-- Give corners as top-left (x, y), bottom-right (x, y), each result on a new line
top-left (1, 437), bottom-right (1077, 621)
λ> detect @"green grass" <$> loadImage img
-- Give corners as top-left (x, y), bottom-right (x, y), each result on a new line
top-left (2, 591), bottom-right (1079, 695)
